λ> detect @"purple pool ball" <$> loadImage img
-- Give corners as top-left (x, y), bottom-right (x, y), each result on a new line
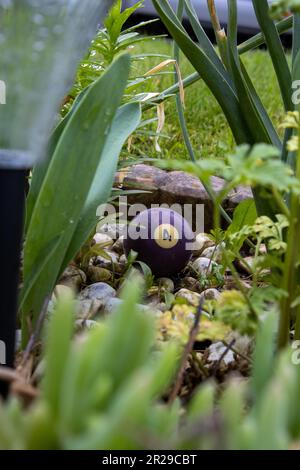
top-left (124, 208), bottom-right (194, 277)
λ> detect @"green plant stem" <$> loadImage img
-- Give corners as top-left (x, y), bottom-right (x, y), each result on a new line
top-left (173, 0), bottom-right (197, 162)
top-left (213, 193), bottom-right (257, 318)
top-left (279, 127), bottom-right (300, 348)
top-left (272, 187), bottom-right (291, 218)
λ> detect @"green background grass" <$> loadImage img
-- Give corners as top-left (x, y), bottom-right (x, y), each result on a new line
top-left (128, 39), bottom-right (287, 161)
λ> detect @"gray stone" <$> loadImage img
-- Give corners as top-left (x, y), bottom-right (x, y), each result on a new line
top-left (191, 257), bottom-right (218, 275)
top-left (175, 288), bottom-right (201, 307)
top-left (96, 251), bottom-right (119, 268)
top-left (77, 282), bottom-right (116, 318)
top-left (201, 243), bottom-right (224, 263)
top-left (207, 342), bottom-right (235, 365)
top-left (193, 233), bottom-right (215, 256)
top-left (227, 186), bottom-right (253, 208)
top-left (200, 288), bottom-right (221, 301)
top-left (104, 297), bottom-right (160, 315)
top-left (93, 232), bottom-right (113, 247)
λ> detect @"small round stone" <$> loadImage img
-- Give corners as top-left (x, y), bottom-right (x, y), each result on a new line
top-left (59, 265), bottom-right (86, 291)
top-left (93, 232), bottom-right (114, 247)
top-left (87, 266), bottom-right (112, 283)
top-left (77, 282), bottom-right (116, 317)
top-left (180, 276), bottom-right (201, 292)
top-left (175, 288), bottom-right (201, 307)
top-left (201, 243), bottom-right (224, 262)
top-left (112, 235), bottom-right (125, 254)
top-left (157, 277), bottom-right (174, 293)
top-left (200, 288), bottom-right (220, 301)
top-left (193, 233), bottom-right (215, 256)
top-left (96, 251), bottom-right (119, 268)
top-left (192, 257), bottom-right (218, 274)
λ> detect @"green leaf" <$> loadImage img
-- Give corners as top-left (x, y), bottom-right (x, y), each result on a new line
top-left (184, 0), bottom-right (233, 88)
top-left (227, 199), bottom-right (257, 235)
top-left (21, 54), bottom-right (130, 341)
top-left (251, 311), bottom-right (277, 399)
top-left (42, 291), bottom-right (74, 417)
top-left (293, 14), bottom-right (300, 64)
top-left (26, 88), bottom-right (89, 231)
top-left (252, 0), bottom-right (293, 112)
top-left (62, 102), bottom-right (141, 272)
top-left (227, 46), bottom-right (277, 146)
top-left (105, 0), bottom-right (144, 45)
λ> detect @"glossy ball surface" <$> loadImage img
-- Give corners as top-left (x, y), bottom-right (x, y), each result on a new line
top-left (124, 208), bottom-right (194, 277)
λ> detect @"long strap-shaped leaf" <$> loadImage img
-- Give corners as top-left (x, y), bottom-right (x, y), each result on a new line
top-left (21, 54), bottom-right (130, 341)
top-left (293, 14), bottom-right (300, 64)
top-left (143, 16), bottom-right (293, 111)
top-left (184, 0), bottom-right (234, 89)
top-left (25, 88), bottom-right (89, 231)
top-left (61, 102), bottom-right (141, 272)
top-left (252, 0), bottom-right (292, 112)
top-left (227, 0), bottom-right (238, 62)
top-left (240, 62), bottom-right (282, 149)
top-left (228, 47), bottom-right (272, 145)
top-left (152, 0), bottom-right (250, 144)
top-left (227, 0), bottom-right (281, 149)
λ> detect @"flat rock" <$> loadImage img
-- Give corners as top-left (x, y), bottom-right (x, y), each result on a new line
top-left (114, 164), bottom-right (253, 231)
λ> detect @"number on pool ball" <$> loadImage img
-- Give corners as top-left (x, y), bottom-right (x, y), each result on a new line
top-left (163, 229), bottom-right (172, 241)
top-left (154, 224), bottom-right (179, 249)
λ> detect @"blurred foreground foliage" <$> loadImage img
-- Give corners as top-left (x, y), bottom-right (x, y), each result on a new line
top-left (1, 280), bottom-right (300, 450)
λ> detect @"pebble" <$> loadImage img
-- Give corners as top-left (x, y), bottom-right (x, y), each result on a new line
top-left (112, 235), bottom-right (125, 254)
top-left (200, 288), bottom-right (221, 301)
top-left (157, 277), bottom-right (174, 293)
top-left (180, 276), bottom-right (201, 292)
top-left (119, 254), bottom-right (127, 265)
top-left (96, 251), bottom-right (119, 268)
top-left (175, 288), bottom-right (201, 307)
top-left (77, 282), bottom-right (116, 318)
top-left (87, 266), bottom-right (112, 283)
top-left (104, 297), bottom-right (160, 315)
top-left (93, 232), bottom-right (113, 247)
top-left (236, 256), bottom-right (255, 274)
top-left (193, 233), bottom-right (215, 256)
top-left (192, 257), bottom-right (218, 275)
top-left (53, 284), bottom-right (74, 299)
top-left (207, 342), bottom-right (235, 365)
top-left (201, 243), bottom-right (224, 262)
top-left (59, 265), bottom-right (86, 291)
